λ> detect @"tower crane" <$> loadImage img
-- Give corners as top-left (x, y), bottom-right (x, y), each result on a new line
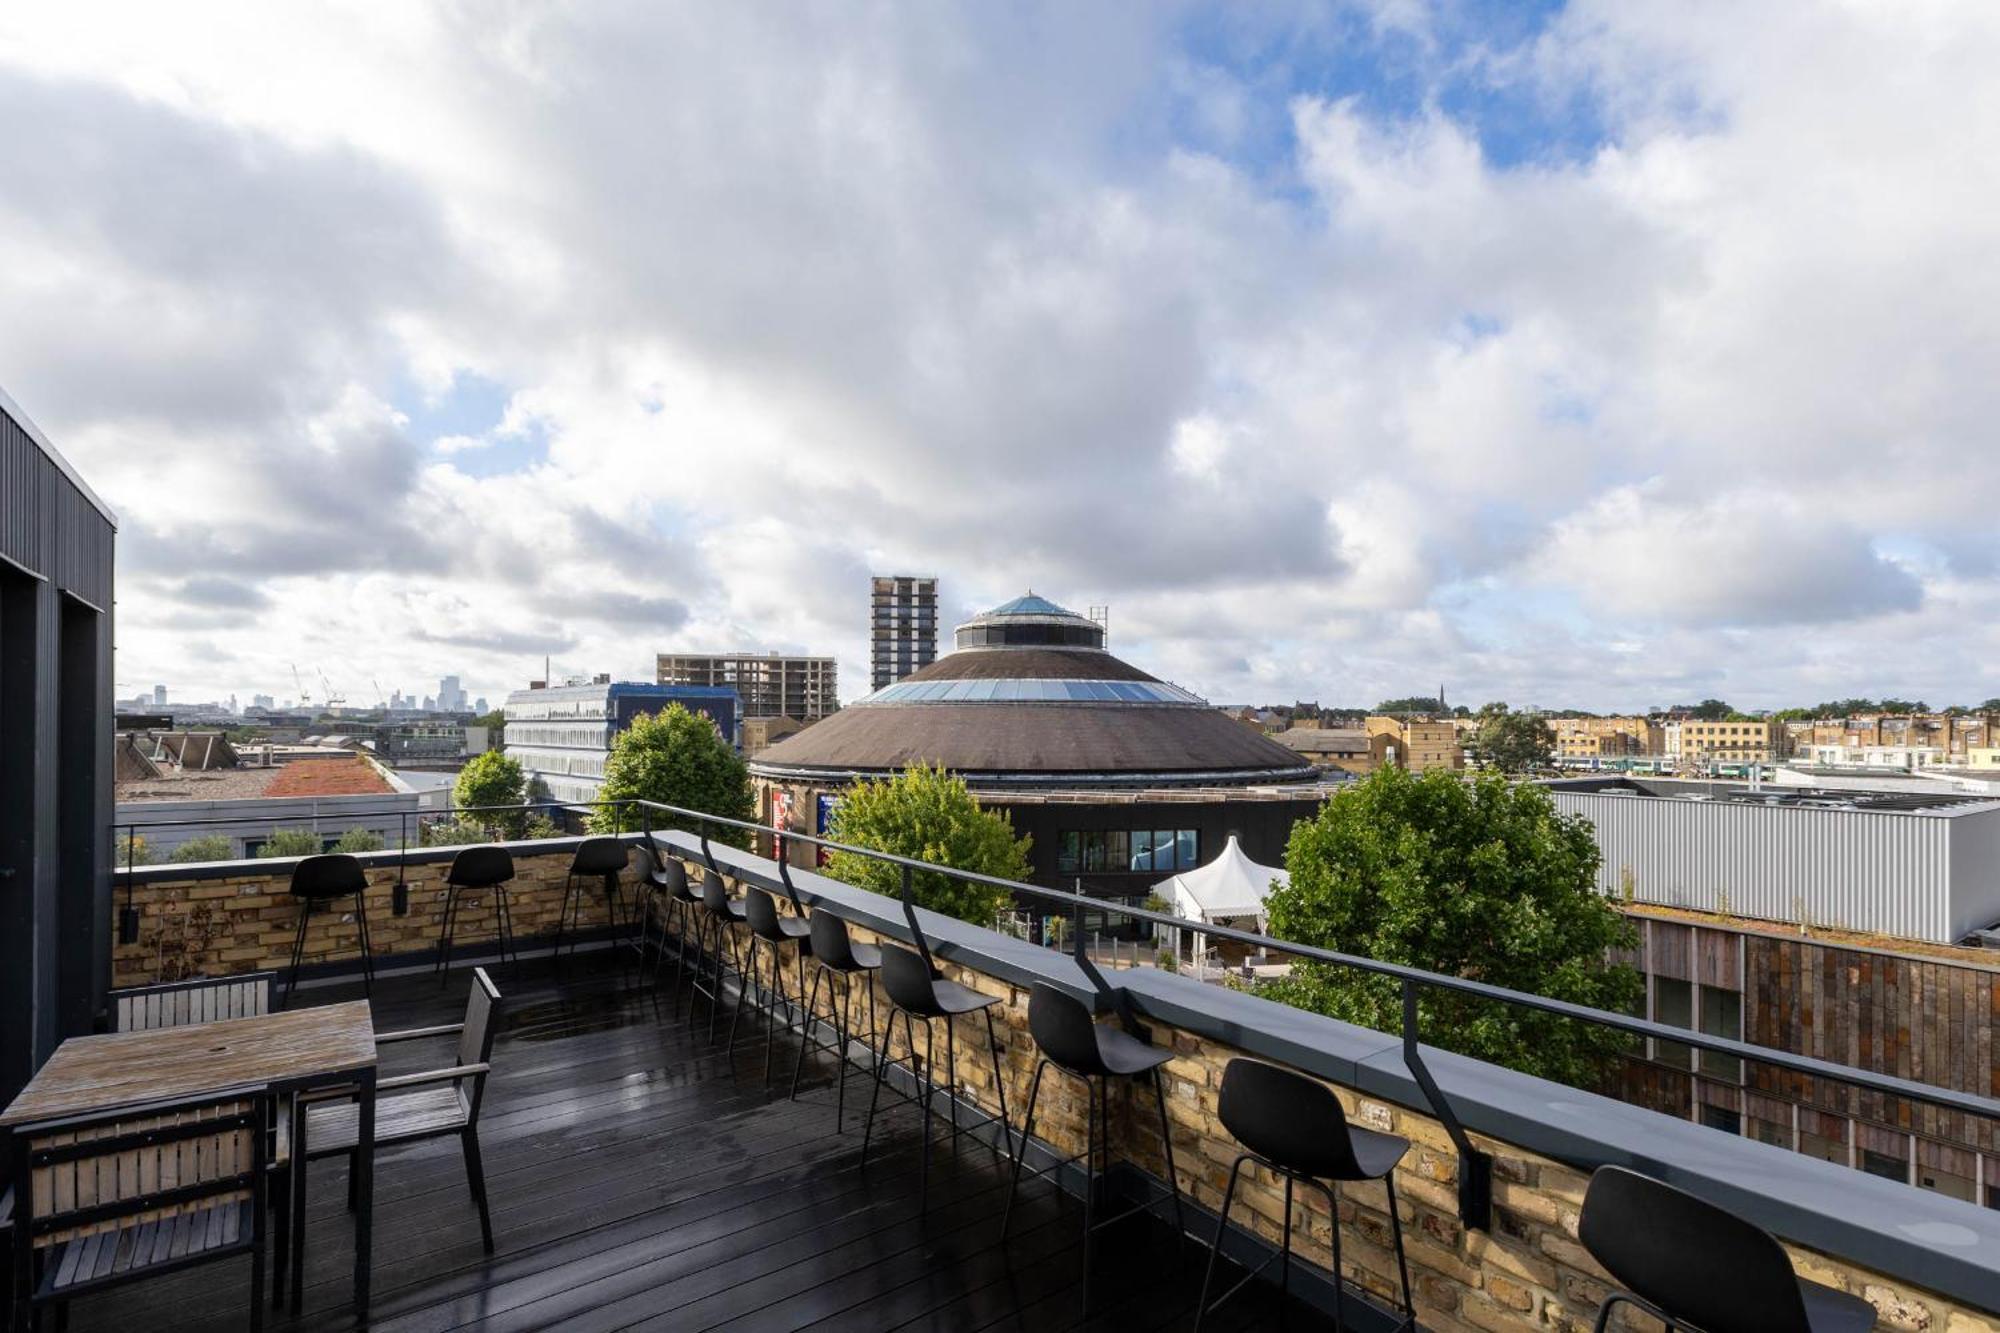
top-left (317, 669), bottom-right (346, 711)
top-left (289, 663), bottom-right (311, 710)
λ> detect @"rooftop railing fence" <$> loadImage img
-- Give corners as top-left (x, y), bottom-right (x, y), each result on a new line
top-left (112, 795), bottom-right (2000, 1232)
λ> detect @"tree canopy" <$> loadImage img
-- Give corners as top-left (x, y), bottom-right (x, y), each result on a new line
top-left (1374, 695), bottom-right (1448, 715)
top-left (1471, 703), bottom-right (1555, 774)
top-left (589, 705), bottom-right (754, 844)
top-left (1261, 766), bottom-right (1641, 1087)
top-left (454, 750), bottom-right (528, 836)
top-left (823, 765), bottom-right (1031, 927)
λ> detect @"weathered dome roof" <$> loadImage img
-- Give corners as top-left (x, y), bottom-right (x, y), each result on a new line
top-left (752, 592), bottom-right (1316, 788)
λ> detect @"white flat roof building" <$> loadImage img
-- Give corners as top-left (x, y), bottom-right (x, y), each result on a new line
top-left (1548, 777), bottom-right (2000, 946)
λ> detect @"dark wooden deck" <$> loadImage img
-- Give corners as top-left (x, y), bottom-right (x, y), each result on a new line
top-left (58, 958), bottom-right (1318, 1332)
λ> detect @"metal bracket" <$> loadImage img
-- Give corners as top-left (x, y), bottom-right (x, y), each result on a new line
top-left (1402, 980), bottom-right (1491, 1230)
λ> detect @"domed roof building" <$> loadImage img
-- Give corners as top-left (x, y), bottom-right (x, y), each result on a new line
top-left (752, 594), bottom-right (1315, 788)
top-left (752, 593), bottom-right (1325, 907)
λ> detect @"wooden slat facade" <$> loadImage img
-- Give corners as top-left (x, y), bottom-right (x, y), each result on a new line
top-left (1623, 910), bottom-right (2000, 1204)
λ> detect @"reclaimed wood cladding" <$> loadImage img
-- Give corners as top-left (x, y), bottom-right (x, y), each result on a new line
top-left (1745, 933), bottom-right (1998, 1153)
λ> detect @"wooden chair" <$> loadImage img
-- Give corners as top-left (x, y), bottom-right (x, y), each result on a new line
top-left (287, 969), bottom-right (502, 1311)
top-left (8, 1086), bottom-right (273, 1331)
top-left (107, 974), bottom-right (275, 1033)
top-left (101, 971), bottom-right (296, 1307)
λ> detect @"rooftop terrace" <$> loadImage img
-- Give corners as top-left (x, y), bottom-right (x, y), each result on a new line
top-left (57, 959), bottom-right (1293, 1333)
top-left (35, 806), bottom-right (1997, 1332)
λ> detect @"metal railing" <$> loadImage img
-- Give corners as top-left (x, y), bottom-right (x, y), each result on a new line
top-left (111, 797), bottom-right (643, 930)
top-left (618, 798), bottom-right (2000, 1231)
top-left (114, 794), bottom-right (2000, 1229)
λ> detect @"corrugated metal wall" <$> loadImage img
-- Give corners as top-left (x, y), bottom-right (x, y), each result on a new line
top-left (1553, 790), bottom-right (1976, 944)
top-left (0, 391), bottom-right (116, 1102)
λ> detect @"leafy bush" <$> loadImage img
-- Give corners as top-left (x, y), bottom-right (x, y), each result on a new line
top-left (420, 818), bottom-right (492, 848)
top-left (823, 765), bottom-right (1030, 928)
top-left (1262, 765), bottom-right (1641, 1088)
top-left (589, 705), bottom-right (753, 845)
top-left (330, 827), bottom-right (385, 854)
top-left (455, 750), bottom-right (528, 836)
top-left (168, 835), bottom-right (236, 864)
top-left (255, 828), bottom-right (324, 859)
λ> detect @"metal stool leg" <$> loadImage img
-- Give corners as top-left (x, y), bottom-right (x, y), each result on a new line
top-left (1385, 1173), bottom-right (1414, 1327)
top-left (351, 891), bottom-right (375, 994)
top-left (435, 887), bottom-right (460, 984)
top-left (281, 901), bottom-right (311, 1008)
top-left (787, 964), bottom-right (826, 1102)
top-left (1194, 1154), bottom-right (1251, 1332)
top-left (983, 1009), bottom-right (1014, 1163)
top-left (1081, 1076), bottom-right (1100, 1311)
top-left (918, 1016), bottom-right (935, 1214)
top-left (1000, 1058), bottom-right (1048, 1241)
top-left (1151, 1066), bottom-right (1186, 1241)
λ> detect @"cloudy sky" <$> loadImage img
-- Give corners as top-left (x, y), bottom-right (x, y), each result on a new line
top-left (3, 1), bottom-right (1996, 713)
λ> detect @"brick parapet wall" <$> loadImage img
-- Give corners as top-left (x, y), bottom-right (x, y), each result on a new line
top-left (671, 848), bottom-right (1999, 1333)
top-left (112, 838), bottom-right (637, 988)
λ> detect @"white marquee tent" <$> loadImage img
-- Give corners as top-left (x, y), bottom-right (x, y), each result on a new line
top-left (1153, 834), bottom-right (1288, 930)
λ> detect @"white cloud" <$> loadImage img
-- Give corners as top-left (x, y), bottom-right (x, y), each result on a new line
top-left (1, 1), bottom-right (1997, 710)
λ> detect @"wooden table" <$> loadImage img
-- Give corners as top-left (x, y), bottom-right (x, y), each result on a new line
top-left (1, 1000), bottom-right (381, 1313)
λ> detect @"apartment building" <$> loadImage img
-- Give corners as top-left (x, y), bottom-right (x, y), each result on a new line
top-left (656, 652), bottom-right (838, 722)
top-left (1679, 718), bottom-right (1783, 764)
top-left (1548, 715), bottom-right (1659, 759)
top-left (1364, 715), bottom-right (1464, 772)
top-left (869, 574), bottom-right (938, 691)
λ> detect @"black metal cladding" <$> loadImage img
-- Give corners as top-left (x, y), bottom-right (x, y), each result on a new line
top-left (0, 389), bottom-right (116, 1105)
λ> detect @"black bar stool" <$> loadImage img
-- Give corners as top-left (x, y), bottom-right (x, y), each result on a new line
top-left (1196, 1058), bottom-right (1415, 1332)
top-left (435, 845), bottom-right (518, 986)
top-left (788, 908), bottom-right (882, 1129)
top-left (728, 886), bottom-right (814, 1083)
top-left (861, 939), bottom-right (1015, 1212)
top-left (690, 867), bottom-right (748, 1044)
top-left (282, 853), bottom-right (375, 1007)
top-left (1001, 982), bottom-right (1184, 1307)
top-left (639, 849), bottom-right (700, 1003)
top-left (553, 836), bottom-right (632, 961)
top-left (1579, 1165), bottom-right (1875, 1333)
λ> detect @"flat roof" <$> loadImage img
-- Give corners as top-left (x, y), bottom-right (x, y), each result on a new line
top-left (1549, 775), bottom-right (2000, 816)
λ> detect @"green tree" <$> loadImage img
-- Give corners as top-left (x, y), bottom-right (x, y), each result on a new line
top-left (1262, 766), bottom-right (1641, 1088)
top-left (168, 834), bottom-right (235, 863)
top-left (256, 828), bottom-right (324, 859)
top-left (1472, 703), bottom-right (1555, 774)
top-left (1686, 699), bottom-right (1734, 721)
top-left (823, 765), bottom-right (1031, 927)
top-left (588, 705), bottom-right (753, 844)
top-left (454, 750), bottom-right (527, 836)
top-left (1374, 695), bottom-right (1447, 715)
top-left (330, 827), bottom-right (385, 854)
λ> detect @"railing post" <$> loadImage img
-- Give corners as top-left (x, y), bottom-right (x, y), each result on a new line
top-left (1402, 977), bottom-right (1492, 1230)
top-left (117, 824), bottom-right (140, 944)
top-left (393, 810), bottom-right (410, 915)
top-left (901, 864), bottom-right (937, 973)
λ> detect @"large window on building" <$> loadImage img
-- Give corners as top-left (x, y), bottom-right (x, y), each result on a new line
top-left (1653, 977), bottom-right (1693, 1069)
top-left (1057, 828), bottom-right (1199, 875)
top-left (1698, 986), bottom-right (1743, 1081)
top-left (1859, 1148), bottom-right (1909, 1184)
